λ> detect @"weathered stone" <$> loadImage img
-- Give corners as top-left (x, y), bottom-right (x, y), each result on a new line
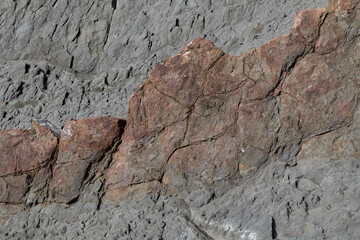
top-left (0, 122), bottom-right (57, 203)
top-left (280, 54), bottom-right (357, 143)
top-left (103, 181), bottom-right (161, 204)
top-left (49, 116), bottom-right (125, 203)
top-left (3, 0), bottom-right (360, 239)
top-left (0, 0), bottom-right (329, 131)
top-left (105, 5), bottom-right (338, 205)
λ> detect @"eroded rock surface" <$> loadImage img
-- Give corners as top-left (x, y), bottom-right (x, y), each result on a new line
top-left (101, 0), bottom-right (360, 238)
top-left (0, 0), bottom-right (328, 130)
top-left (104, 6), bottom-right (351, 207)
top-left (49, 116), bottom-right (125, 203)
top-left (0, 116), bottom-right (125, 207)
top-left (0, 122), bottom-right (57, 204)
top-left (2, 0), bottom-right (360, 239)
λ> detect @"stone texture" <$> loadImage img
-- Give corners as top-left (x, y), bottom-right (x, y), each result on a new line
top-left (0, 116), bottom-right (125, 205)
top-left (4, 0), bottom-right (360, 240)
top-left (104, 7), bottom-right (337, 207)
top-left (0, 0), bottom-right (328, 131)
top-left (49, 116), bottom-right (125, 203)
top-left (0, 121), bottom-right (57, 204)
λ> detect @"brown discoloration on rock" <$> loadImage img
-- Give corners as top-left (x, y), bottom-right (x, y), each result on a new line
top-left (291, 8), bottom-right (327, 45)
top-left (315, 14), bottom-right (343, 54)
top-left (163, 132), bottom-right (239, 194)
top-left (104, 4), bottom-right (360, 204)
top-left (329, 0), bottom-right (360, 18)
top-left (106, 121), bottom-right (187, 190)
top-left (280, 54), bottom-right (357, 143)
top-left (103, 181), bottom-right (161, 204)
top-left (183, 92), bottom-right (240, 145)
top-left (0, 122), bottom-right (57, 176)
top-left (149, 38), bottom-right (224, 107)
top-left (338, 0), bottom-right (360, 11)
top-left (2, 1), bottom-right (360, 208)
top-left (237, 100), bottom-right (280, 169)
top-left (297, 126), bottom-right (360, 163)
top-left (257, 37), bottom-right (305, 89)
top-left (49, 116), bottom-right (125, 203)
top-left (327, 0), bottom-right (338, 12)
top-left (0, 175), bottom-right (30, 204)
top-left (0, 122), bottom-right (57, 203)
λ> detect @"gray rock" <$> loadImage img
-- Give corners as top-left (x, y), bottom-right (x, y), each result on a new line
top-left (4, 0), bottom-right (356, 240)
top-left (35, 119), bottom-right (61, 137)
top-left (1, 155), bottom-right (359, 239)
top-left (0, 0), bottom-right (328, 130)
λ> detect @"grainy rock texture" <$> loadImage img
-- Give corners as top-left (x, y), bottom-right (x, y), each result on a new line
top-left (0, 0), bottom-right (328, 130)
top-left (0, 116), bottom-right (125, 206)
top-left (49, 116), bottom-right (125, 203)
top-left (3, 0), bottom-right (360, 240)
top-left (0, 121), bottom-right (57, 204)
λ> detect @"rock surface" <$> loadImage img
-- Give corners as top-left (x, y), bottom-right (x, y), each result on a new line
top-left (0, 116), bottom-right (125, 206)
top-left (105, 7), bottom-right (347, 208)
top-left (3, 0), bottom-right (360, 240)
top-left (0, 121), bottom-right (57, 204)
top-left (0, 0), bottom-right (328, 130)
top-left (49, 116), bottom-right (125, 203)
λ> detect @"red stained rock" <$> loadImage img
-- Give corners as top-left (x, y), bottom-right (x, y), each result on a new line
top-left (103, 181), bottom-right (161, 204)
top-left (162, 132), bottom-right (239, 206)
top-left (104, 2), bottom-right (360, 205)
top-left (237, 100), bottom-right (280, 170)
top-left (338, 0), bottom-right (360, 11)
top-left (280, 54), bottom-right (357, 143)
top-left (2, 0), bottom-right (360, 208)
top-left (148, 38), bottom-right (224, 107)
top-left (49, 116), bottom-right (125, 203)
top-left (0, 122), bottom-right (57, 203)
top-left (291, 8), bottom-right (327, 45)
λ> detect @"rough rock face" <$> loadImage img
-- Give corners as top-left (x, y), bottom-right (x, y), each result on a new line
top-left (49, 116), bottom-right (125, 203)
top-left (2, 0), bottom-right (360, 239)
top-left (104, 6), bottom-right (355, 208)
top-left (0, 0), bottom-right (328, 130)
top-left (0, 122), bottom-right (57, 204)
top-left (0, 116), bottom-right (125, 206)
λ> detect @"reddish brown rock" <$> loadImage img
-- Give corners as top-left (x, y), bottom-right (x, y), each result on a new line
top-left (103, 181), bottom-right (161, 204)
top-left (49, 116), bottom-right (125, 203)
top-left (0, 122), bottom-right (57, 204)
top-left (1, 0), bottom-right (360, 209)
top-left (280, 54), bottom-right (357, 143)
top-left (105, 4), bottom-right (354, 205)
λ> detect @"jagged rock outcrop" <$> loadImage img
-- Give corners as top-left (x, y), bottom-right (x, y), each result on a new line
top-left (0, 117), bottom-right (125, 206)
top-left (0, 122), bottom-right (57, 204)
top-left (104, 4), bottom-right (359, 208)
top-left (48, 116), bottom-right (125, 203)
top-left (0, 0), bottom-right (328, 130)
top-left (1, 0), bottom-right (360, 239)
